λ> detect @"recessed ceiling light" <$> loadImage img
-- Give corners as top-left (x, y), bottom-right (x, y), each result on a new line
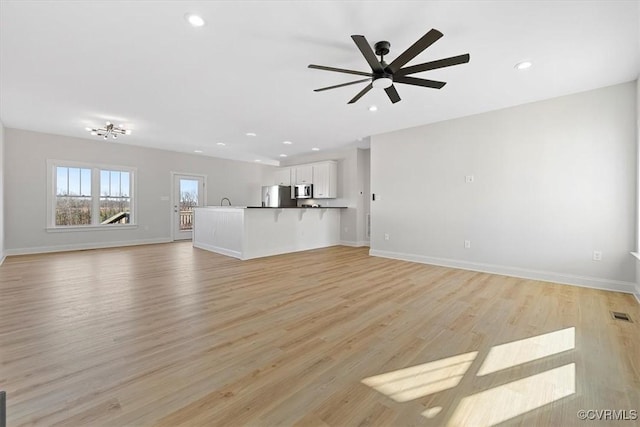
top-left (194, 150), bottom-right (203, 153)
top-left (185, 13), bottom-right (205, 27)
top-left (282, 141), bottom-right (292, 145)
top-left (216, 142), bottom-right (226, 146)
top-left (515, 60), bottom-right (533, 70)
top-left (279, 154), bottom-right (288, 158)
top-left (246, 132), bottom-right (257, 137)
top-left (312, 147), bottom-right (320, 151)
top-left (254, 159), bottom-right (262, 162)
top-left (368, 105), bottom-right (378, 112)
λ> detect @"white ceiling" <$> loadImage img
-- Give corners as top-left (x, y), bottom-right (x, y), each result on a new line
top-left (1, 1), bottom-right (638, 166)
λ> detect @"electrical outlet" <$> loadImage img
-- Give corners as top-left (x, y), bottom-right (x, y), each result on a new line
top-left (465, 175), bottom-right (474, 183)
top-left (384, 233), bottom-right (390, 241)
top-left (464, 240), bottom-right (471, 249)
top-left (593, 251), bottom-right (602, 261)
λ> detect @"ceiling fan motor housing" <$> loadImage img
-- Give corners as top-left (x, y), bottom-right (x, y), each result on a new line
top-left (374, 41), bottom-right (390, 57)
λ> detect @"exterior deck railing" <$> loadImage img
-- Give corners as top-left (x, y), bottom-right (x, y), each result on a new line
top-left (180, 209), bottom-right (193, 230)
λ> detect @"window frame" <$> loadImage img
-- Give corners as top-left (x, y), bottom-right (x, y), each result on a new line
top-left (46, 159), bottom-right (137, 231)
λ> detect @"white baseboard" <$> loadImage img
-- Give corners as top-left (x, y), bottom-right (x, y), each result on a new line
top-left (369, 249), bottom-right (637, 295)
top-left (193, 242), bottom-right (243, 260)
top-left (4, 238), bottom-right (173, 256)
top-left (0, 251), bottom-right (5, 266)
top-left (340, 240), bottom-right (370, 247)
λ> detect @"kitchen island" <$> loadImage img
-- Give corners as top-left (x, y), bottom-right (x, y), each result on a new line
top-left (193, 206), bottom-right (344, 260)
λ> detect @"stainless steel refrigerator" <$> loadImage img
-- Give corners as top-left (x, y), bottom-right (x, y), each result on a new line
top-left (261, 185), bottom-right (296, 207)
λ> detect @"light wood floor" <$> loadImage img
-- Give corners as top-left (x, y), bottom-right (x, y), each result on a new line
top-left (1, 243), bottom-right (639, 426)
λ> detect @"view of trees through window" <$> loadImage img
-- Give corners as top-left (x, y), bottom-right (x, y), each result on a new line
top-left (181, 190), bottom-right (198, 209)
top-left (179, 179), bottom-right (199, 231)
top-left (55, 166), bottom-right (132, 226)
top-left (56, 167), bottom-right (92, 226)
top-left (100, 170), bottom-right (131, 224)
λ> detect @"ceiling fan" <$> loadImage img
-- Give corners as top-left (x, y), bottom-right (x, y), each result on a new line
top-left (308, 29), bottom-right (470, 104)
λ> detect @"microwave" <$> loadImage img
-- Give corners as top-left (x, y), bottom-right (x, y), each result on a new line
top-left (294, 184), bottom-right (313, 199)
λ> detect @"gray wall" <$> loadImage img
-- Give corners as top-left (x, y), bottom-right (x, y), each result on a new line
top-left (0, 121), bottom-right (4, 262)
top-left (371, 82), bottom-right (637, 293)
top-left (4, 128), bottom-right (270, 253)
top-left (357, 148), bottom-right (370, 244)
top-left (636, 78), bottom-right (640, 300)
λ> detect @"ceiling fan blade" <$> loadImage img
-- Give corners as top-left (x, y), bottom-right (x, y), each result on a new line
top-left (396, 53), bottom-right (470, 76)
top-left (313, 78), bottom-right (371, 92)
top-left (394, 76), bottom-right (447, 89)
top-left (385, 85), bottom-right (401, 103)
top-left (308, 64), bottom-right (373, 77)
top-left (351, 35), bottom-right (384, 73)
top-left (387, 29), bottom-right (443, 74)
top-left (348, 83), bottom-right (373, 104)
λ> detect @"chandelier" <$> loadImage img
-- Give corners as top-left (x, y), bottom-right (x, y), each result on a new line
top-left (86, 122), bottom-right (132, 140)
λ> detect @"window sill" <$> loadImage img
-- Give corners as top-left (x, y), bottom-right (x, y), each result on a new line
top-left (46, 224), bottom-right (138, 233)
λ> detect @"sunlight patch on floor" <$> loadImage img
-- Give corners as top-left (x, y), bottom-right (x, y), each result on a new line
top-left (362, 327), bottom-right (578, 425)
top-left (422, 406), bottom-right (443, 418)
top-left (445, 363), bottom-right (576, 426)
top-left (361, 352), bottom-right (478, 402)
top-left (477, 327), bottom-right (575, 376)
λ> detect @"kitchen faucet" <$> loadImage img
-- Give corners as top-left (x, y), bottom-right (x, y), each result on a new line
top-left (220, 197), bottom-right (231, 206)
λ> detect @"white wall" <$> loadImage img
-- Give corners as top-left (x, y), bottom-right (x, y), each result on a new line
top-left (281, 147), bottom-right (370, 245)
top-left (4, 128), bottom-right (271, 254)
top-left (371, 82), bottom-right (637, 294)
top-left (0, 121), bottom-right (4, 263)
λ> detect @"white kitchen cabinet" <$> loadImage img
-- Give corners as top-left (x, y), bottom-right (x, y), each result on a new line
top-left (273, 168), bottom-right (291, 186)
top-left (294, 165), bottom-right (313, 184)
top-left (312, 161), bottom-right (337, 198)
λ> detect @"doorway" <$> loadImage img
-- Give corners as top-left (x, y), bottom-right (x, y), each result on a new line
top-left (172, 173), bottom-right (206, 240)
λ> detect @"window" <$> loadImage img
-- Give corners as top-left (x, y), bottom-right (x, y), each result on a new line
top-left (48, 160), bottom-right (136, 229)
top-left (56, 166), bottom-right (92, 226)
top-left (99, 170), bottom-right (131, 225)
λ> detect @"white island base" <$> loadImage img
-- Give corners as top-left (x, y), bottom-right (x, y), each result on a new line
top-left (193, 207), bottom-right (342, 260)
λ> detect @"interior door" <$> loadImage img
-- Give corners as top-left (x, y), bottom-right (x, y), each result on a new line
top-left (173, 174), bottom-right (205, 240)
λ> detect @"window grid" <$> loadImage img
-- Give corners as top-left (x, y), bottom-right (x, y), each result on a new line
top-left (55, 167), bottom-right (93, 226)
top-left (99, 170), bottom-right (131, 225)
top-left (50, 163), bottom-right (135, 228)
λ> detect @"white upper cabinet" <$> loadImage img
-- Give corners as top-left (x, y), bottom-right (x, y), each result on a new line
top-left (273, 168), bottom-right (291, 186)
top-left (272, 161), bottom-right (337, 198)
top-left (312, 161), bottom-right (337, 198)
top-left (294, 165), bottom-right (313, 184)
